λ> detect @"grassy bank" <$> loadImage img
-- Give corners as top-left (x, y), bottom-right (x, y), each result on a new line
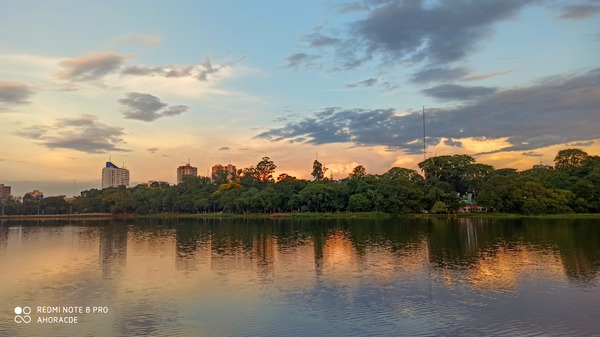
top-left (3, 212), bottom-right (600, 221)
top-left (0, 213), bottom-right (114, 220)
top-left (138, 211), bottom-right (393, 220)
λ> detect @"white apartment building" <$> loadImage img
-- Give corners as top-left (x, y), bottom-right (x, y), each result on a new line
top-left (102, 162), bottom-right (130, 189)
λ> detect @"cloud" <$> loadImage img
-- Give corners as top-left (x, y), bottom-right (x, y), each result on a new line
top-left (121, 64), bottom-right (194, 77)
top-left (16, 115), bottom-right (129, 153)
top-left (147, 147), bottom-right (159, 153)
top-left (521, 151), bottom-right (543, 157)
top-left (300, 32), bottom-right (342, 48)
top-left (410, 66), bottom-right (471, 84)
top-left (121, 56), bottom-right (227, 82)
top-left (421, 84), bottom-right (497, 101)
top-left (283, 53), bottom-right (321, 70)
top-left (462, 70), bottom-right (515, 82)
top-left (381, 81), bottom-right (401, 91)
top-left (346, 78), bottom-right (378, 88)
top-left (258, 68), bottom-right (600, 155)
top-left (56, 52), bottom-right (133, 82)
top-left (294, 0), bottom-right (532, 71)
top-left (444, 139), bottom-right (463, 147)
top-left (0, 82), bottom-right (34, 106)
top-left (119, 92), bottom-right (189, 122)
top-left (218, 147), bottom-right (230, 151)
top-left (557, 3), bottom-right (600, 19)
top-left (113, 33), bottom-right (161, 47)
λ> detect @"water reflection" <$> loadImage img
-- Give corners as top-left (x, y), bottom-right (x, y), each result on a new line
top-left (99, 222), bottom-right (127, 277)
top-left (0, 217), bottom-right (599, 336)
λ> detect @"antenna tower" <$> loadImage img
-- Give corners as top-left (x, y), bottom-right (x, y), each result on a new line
top-left (422, 105), bottom-right (426, 162)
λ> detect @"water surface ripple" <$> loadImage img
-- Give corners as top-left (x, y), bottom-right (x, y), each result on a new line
top-left (0, 217), bottom-right (599, 336)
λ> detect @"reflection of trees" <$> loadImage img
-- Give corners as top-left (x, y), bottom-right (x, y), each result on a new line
top-left (427, 218), bottom-right (484, 268)
top-left (425, 217), bottom-right (600, 284)
top-left (253, 234), bottom-right (276, 278)
top-left (99, 222), bottom-right (128, 277)
top-left (88, 216), bottom-right (600, 285)
top-left (0, 221), bottom-right (7, 252)
top-left (174, 221), bottom-right (200, 272)
top-left (524, 219), bottom-right (600, 283)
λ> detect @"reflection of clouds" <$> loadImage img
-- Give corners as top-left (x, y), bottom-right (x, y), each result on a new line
top-left (468, 247), bottom-right (565, 293)
top-left (1, 218), bottom-right (599, 336)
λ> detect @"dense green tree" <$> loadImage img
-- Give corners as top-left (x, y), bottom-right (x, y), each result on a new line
top-left (419, 155), bottom-right (477, 193)
top-left (349, 165), bottom-right (366, 179)
top-left (382, 167), bottom-right (424, 182)
top-left (298, 182), bottom-right (335, 212)
top-left (311, 160), bottom-right (326, 181)
top-left (149, 181), bottom-right (170, 188)
top-left (431, 201), bottom-right (448, 213)
top-left (348, 194), bottom-right (371, 212)
top-left (10, 151), bottom-right (597, 216)
top-left (239, 167), bottom-right (262, 188)
top-left (554, 148), bottom-right (588, 171)
top-left (256, 157), bottom-right (277, 182)
top-left (212, 169), bottom-right (231, 185)
top-left (39, 196), bottom-right (68, 214)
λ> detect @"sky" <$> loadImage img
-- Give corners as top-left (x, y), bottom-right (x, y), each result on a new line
top-left (1, 0), bottom-right (599, 197)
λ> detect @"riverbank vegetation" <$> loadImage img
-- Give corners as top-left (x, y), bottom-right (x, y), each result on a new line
top-left (1, 149), bottom-right (598, 216)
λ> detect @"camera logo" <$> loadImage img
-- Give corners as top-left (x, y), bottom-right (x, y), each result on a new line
top-left (14, 306), bottom-right (31, 324)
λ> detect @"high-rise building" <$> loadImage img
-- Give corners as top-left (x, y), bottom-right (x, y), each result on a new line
top-left (212, 164), bottom-right (237, 181)
top-left (177, 163), bottom-right (198, 184)
top-left (102, 162), bottom-right (130, 189)
top-left (0, 184), bottom-right (11, 202)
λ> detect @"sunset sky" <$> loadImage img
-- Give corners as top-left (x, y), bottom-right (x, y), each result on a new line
top-left (1, 0), bottom-right (599, 197)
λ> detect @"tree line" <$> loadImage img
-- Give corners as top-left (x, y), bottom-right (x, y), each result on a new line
top-left (2, 149), bottom-right (598, 215)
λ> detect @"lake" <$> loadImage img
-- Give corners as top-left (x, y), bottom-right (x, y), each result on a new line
top-left (1, 217), bottom-right (599, 336)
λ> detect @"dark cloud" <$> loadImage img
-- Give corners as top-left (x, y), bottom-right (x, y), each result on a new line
top-left (218, 147), bottom-right (230, 151)
top-left (16, 115), bottom-right (128, 153)
top-left (293, 0), bottom-right (532, 71)
top-left (421, 84), bottom-right (497, 101)
top-left (257, 68), bottom-right (600, 155)
top-left (283, 53), bottom-right (321, 70)
top-left (444, 139), bottom-right (463, 147)
top-left (162, 105), bottom-right (188, 116)
top-left (346, 78), bottom-right (378, 88)
top-left (0, 82), bottom-right (34, 106)
top-left (147, 147), bottom-right (159, 153)
top-left (521, 151), bottom-right (543, 157)
top-left (57, 52), bottom-right (132, 81)
top-left (557, 3), bottom-right (600, 19)
top-left (381, 81), bottom-right (401, 91)
top-left (301, 32), bottom-right (342, 47)
top-left (567, 140), bottom-right (595, 147)
top-left (119, 93), bottom-right (188, 122)
top-left (273, 113), bottom-right (301, 123)
top-left (410, 66), bottom-right (470, 84)
top-left (121, 56), bottom-right (227, 81)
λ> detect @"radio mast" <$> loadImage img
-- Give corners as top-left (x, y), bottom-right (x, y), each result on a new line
top-left (422, 105), bottom-right (426, 162)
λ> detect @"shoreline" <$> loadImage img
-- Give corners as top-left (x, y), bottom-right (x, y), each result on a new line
top-left (2, 212), bottom-right (600, 220)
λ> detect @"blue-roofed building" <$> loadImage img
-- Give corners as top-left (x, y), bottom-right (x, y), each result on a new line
top-left (102, 162), bottom-right (130, 189)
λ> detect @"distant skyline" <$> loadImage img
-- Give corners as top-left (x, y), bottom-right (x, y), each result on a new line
top-left (1, 0), bottom-right (599, 197)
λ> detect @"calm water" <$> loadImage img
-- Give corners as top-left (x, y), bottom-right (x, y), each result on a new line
top-left (1, 217), bottom-right (599, 337)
